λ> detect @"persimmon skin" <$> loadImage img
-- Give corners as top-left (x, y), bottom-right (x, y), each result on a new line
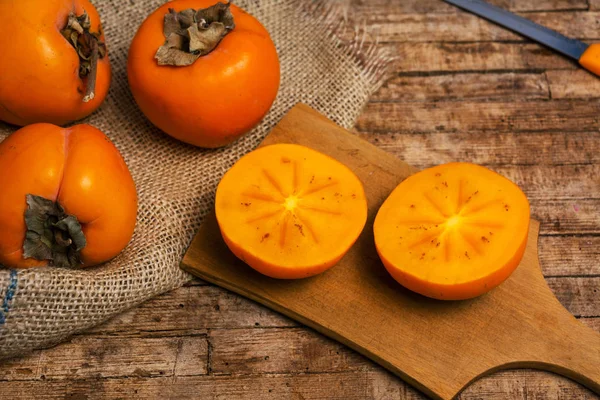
top-left (127, 0), bottom-right (280, 148)
top-left (0, 0), bottom-right (111, 126)
top-left (220, 234), bottom-right (349, 280)
top-left (216, 144), bottom-right (367, 279)
top-left (374, 163), bottom-right (530, 300)
top-left (378, 235), bottom-right (529, 300)
top-left (0, 124), bottom-right (137, 269)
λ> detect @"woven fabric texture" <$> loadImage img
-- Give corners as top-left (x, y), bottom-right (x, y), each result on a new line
top-left (0, 0), bottom-right (387, 359)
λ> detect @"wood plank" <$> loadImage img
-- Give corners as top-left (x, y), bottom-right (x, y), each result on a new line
top-left (3, 320), bottom-right (597, 396)
top-left (86, 285), bottom-right (296, 336)
top-left (211, 327), bottom-right (371, 375)
top-left (539, 236), bottom-right (600, 276)
top-left (459, 370), bottom-right (598, 399)
top-left (0, 370), bottom-right (596, 399)
top-left (349, 0), bottom-right (588, 14)
top-left (355, 131), bottom-right (600, 167)
top-left (372, 72), bottom-right (550, 102)
top-left (0, 372), bottom-right (417, 400)
top-left (0, 351), bottom-right (41, 381)
top-left (356, 101), bottom-right (600, 134)
top-left (389, 42), bottom-right (575, 72)
top-left (590, 0), bottom-right (600, 10)
top-left (212, 317), bottom-right (598, 377)
top-left (535, 199), bottom-right (600, 235)
top-left (0, 337), bottom-right (208, 380)
top-left (346, 12), bottom-right (600, 43)
top-left (492, 164), bottom-right (600, 201)
top-left (547, 69), bottom-right (600, 99)
top-left (548, 277), bottom-right (600, 317)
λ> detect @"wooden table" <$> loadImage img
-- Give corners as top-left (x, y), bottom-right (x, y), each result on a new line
top-left (1, 0), bottom-right (599, 398)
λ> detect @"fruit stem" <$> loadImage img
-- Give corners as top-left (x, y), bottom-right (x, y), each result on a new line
top-left (61, 11), bottom-right (107, 103)
top-left (23, 194), bottom-right (86, 268)
top-left (83, 39), bottom-right (99, 102)
top-left (155, 2), bottom-right (236, 66)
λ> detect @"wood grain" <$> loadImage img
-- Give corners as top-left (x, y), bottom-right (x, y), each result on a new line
top-left (389, 43), bottom-right (576, 72)
top-left (355, 131), bottom-right (600, 166)
top-left (372, 72), bottom-right (550, 102)
top-left (1, 370), bottom-right (598, 400)
top-left (83, 285), bottom-right (294, 337)
top-left (534, 199), bottom-right (600, 235)
top-left (0, 336), bottom-right (207, 380)
top-left (180, 104), bottom-right (600, 399)
top-left (540, 236), bottom-right (600, 276)
top-left (548, 278), bottom-right (600, 317)
top-left (341, 12), bottom-right (600, 43)
top-left (349, 0), bottom-right (589, 14)
top-left (1, 1), bottom-right (599, 398)
top-left (356, 101), bottom-right (600, 133)
top-left (211, 327), bottom-right (371, 375)
top-left (547, 69), bottom-right (600, 99)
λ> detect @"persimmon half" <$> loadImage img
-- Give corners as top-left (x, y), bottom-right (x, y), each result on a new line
top-left (374, 163), bottom-right (530, 300)
top-left (0, 124), bottom-right (137, 269)
top-left (128, 0), bottom-right (280, 148)
top-left (215, 144), bottom-right (367, 279)
top-left (0, 0), bottom-right (111, 126)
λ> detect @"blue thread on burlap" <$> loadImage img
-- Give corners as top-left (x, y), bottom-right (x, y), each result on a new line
top-left (0, 270), bottom-right (18, 325)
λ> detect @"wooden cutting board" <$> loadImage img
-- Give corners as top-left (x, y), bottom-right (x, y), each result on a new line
top-left (180, 104), bottom-right (600, 399)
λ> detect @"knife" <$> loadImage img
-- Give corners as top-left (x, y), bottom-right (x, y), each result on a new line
top-left (443, 0), bottom-right (600, 76)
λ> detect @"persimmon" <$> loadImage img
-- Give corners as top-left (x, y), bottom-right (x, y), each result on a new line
top-left (128, 0), bottom-right (280, 148)
top-left (0, 0), bottom-right (111, 126)
top-left (374, 163), bottom-right (530, 300)
top-left (0, 124), bottom-right (137, 269)
top-left (215, 144), bottom-right (367, 279)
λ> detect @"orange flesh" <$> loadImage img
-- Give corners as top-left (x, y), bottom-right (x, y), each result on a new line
top-left (215, 144), bottom-right (368, 279)
top-left (374, 162), bottom-right (530, 300)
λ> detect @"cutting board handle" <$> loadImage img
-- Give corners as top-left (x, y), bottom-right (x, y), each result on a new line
top-left (541, 323), bottom-right (600, 394)
top-left (528, 251), bottom-right (600, 394)
top-left (467, 221), bottom-right (600, 398)
top-left (504, 312), bottom-right (600, 395)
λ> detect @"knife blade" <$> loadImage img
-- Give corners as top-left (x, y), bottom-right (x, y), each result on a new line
top-left (443, 0), bottom-right (600, 76)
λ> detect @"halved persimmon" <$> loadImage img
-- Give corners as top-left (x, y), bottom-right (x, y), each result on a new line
top-left (215, 144), bottom-right (367, 279)
top-left (374, 162), bottom-right (530, 300)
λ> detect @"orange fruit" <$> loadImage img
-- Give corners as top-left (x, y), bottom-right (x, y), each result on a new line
top-left (216, 144), bottom-right (367, 279)
top-left (374, 162), bottom-right (530, 300)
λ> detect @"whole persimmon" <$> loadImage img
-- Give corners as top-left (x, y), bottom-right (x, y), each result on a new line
top-left (128, 0), bottom-right (280, 148)
top-left (0, 124), bottom-right (137, 269)
top-left (0, 0), bottom-right (111, 126)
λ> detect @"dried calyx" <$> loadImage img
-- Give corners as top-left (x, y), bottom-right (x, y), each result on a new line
top-left (23, 195), bottom-right (86, 268)
top-left (155, 2), bottom-right (235, 66)
top-left (60, 11), bottom-right (107, 102)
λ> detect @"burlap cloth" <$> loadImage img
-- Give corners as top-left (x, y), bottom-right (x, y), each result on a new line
top-left (0, 0), bottom-right (389, 359)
